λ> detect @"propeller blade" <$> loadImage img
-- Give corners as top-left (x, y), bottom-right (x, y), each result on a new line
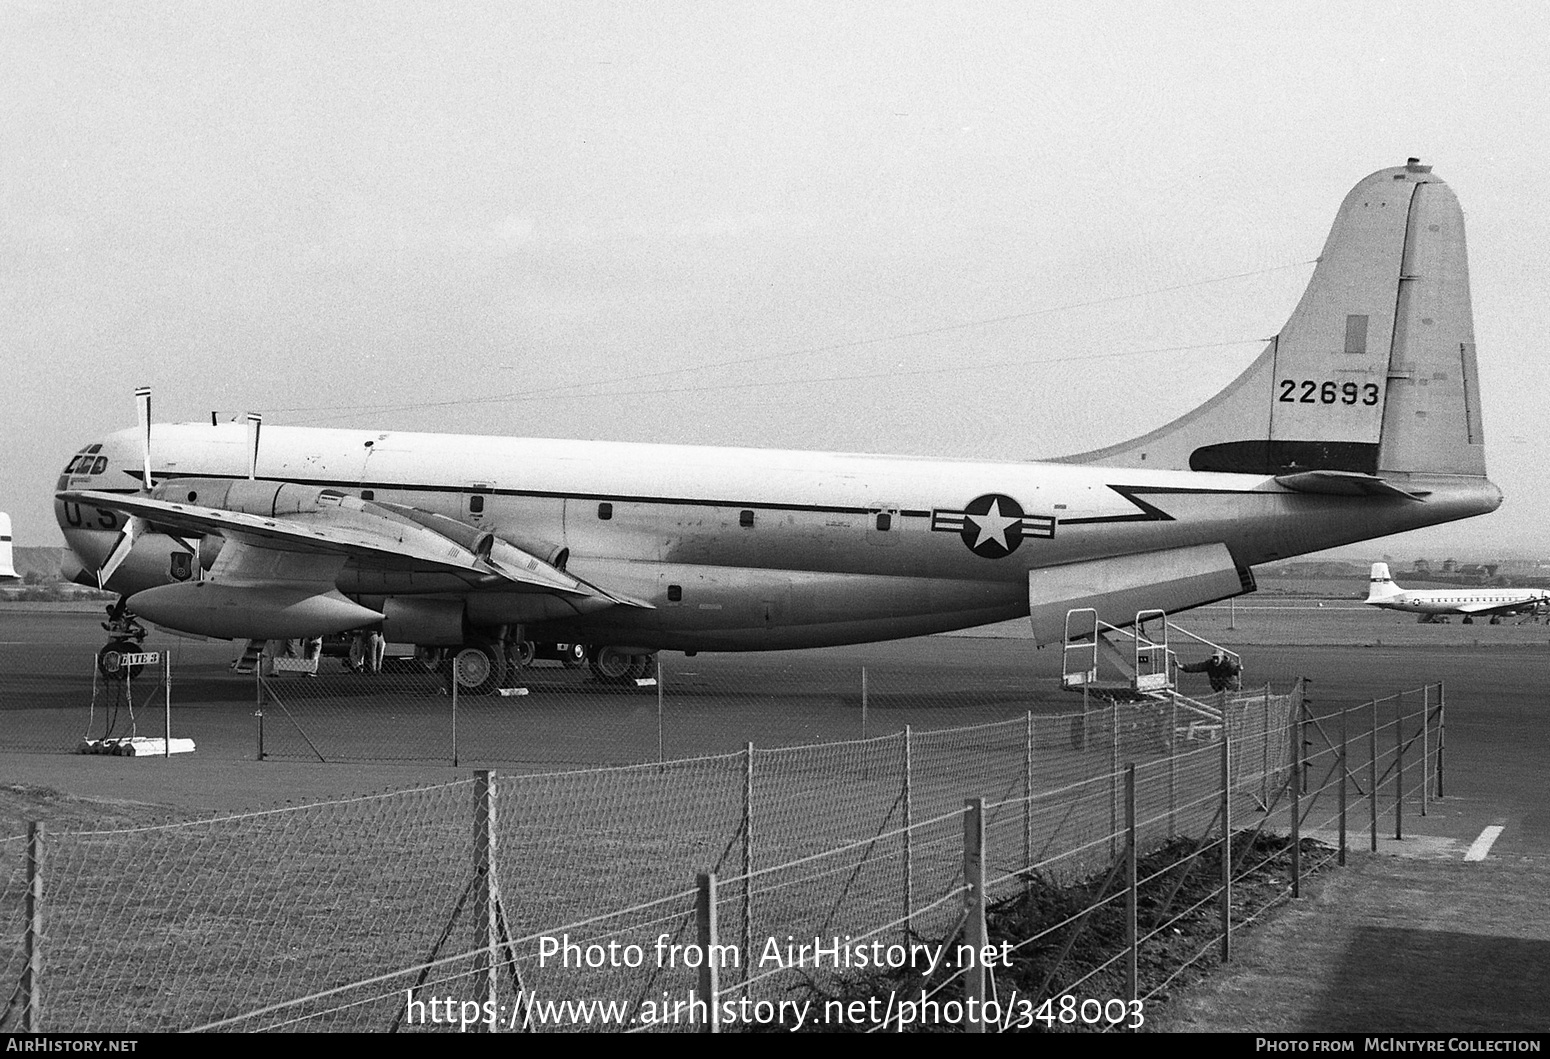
top-left (135, 386), bottom-right (152, 491)
top-left (97, 515), bottom-right (145, 589)
top-left (246, 412), bottom-right (262, 481)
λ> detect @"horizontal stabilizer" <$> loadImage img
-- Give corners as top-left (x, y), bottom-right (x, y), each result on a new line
top-left (1275, 471), bottom-right (1428, 501)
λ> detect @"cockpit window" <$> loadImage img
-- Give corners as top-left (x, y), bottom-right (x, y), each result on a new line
top-left (63, 444), bottom-right (105, 475)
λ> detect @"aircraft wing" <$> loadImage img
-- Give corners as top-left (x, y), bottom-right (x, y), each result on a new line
top-left (58, 488), bottom-right (645, 605)
top-left (1454, 596), bottom-right (1548, 616)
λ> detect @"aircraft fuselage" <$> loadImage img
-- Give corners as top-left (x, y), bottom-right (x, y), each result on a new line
top-left (58, 423), bottom-right (1502, 650)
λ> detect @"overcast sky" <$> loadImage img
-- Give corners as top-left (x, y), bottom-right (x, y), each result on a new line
top-left (4, 2), bottom-right (1547, 562)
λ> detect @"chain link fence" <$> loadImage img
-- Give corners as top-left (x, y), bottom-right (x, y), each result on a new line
top-left (2, 681), bottom-right (1322, 1032)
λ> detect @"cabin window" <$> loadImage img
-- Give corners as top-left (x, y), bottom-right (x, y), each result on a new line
top-left (875, 512), bottom-right (892, 531)
top-left (668, 584), bottom-right (682, 602)
top-left (361, 490), bottom-right (374, 500)
top-left (598, 502), bottom-right (613, 520)
top-left (470, 495), bottom-right (485, 515)
top-left (740, 510), bottom-right (755, 528)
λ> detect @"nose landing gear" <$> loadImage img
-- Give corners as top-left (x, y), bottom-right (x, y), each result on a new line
top-left (97, 601), bottom-right (148, 679)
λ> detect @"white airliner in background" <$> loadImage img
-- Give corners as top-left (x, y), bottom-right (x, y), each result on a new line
top-left (0, 513), bottom-right (16, 580)
top-left (54, 161), bottom-right (1504, 691)
top-left (1365, 563), bottom-right (1548, 624)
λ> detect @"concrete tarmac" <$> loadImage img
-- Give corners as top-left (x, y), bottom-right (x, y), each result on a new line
top-left (2, 600), bottom-right (1547, 1032)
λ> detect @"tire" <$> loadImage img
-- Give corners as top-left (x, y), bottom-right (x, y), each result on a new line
top-left (560, 643), bottom-right (587, 669)
top-left (450, 642), bottom-right (503, 695)
top-left (513, 640), bottom-right (536, 667)
top-left (626, 654), bottom-right (654, 680)
top-left (589, 645), bottom-right (633, 681)
top-left (97, 640), bottom-right (143, 680)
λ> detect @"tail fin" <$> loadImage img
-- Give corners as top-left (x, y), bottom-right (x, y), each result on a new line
top-left (0, 513), bottom-right (15, 580)
top-left (1366, 562), bottom-right (1402, 603)
top-left (1063, 160), bottom-right (1486, 480)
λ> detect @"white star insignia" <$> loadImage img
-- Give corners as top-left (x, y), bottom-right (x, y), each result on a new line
top-left (968, 499), bottom-right (1019, 551)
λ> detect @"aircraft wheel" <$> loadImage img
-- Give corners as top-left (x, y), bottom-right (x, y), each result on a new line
top-left (590, 646), bottom-right (633, 681)
top-left (1462, 615), bottom-right (1474, 625)
top-left (513, 640), bottom-right (536, 667)
top-left (560, 643), bottom-right (587, 669)
top-left (450, 642), bottom-right (504, 695)
top-left (1489, 616), bottom-right (1501, 625)
top-left (626, 654), bottom-right (655, 680)
top-left (97, 640), bottom-right (143, 680)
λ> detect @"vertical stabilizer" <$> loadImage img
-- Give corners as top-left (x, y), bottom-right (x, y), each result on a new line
top-left (1062, 161), bottom-right (1486, 480)
top-left (1366, 562), bottom-right (1402, 603)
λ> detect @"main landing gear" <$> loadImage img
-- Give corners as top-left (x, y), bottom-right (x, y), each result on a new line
top-left (437, 638), bottom-right (653, 694)
top-left (588, 645), bottom-right (655, 683)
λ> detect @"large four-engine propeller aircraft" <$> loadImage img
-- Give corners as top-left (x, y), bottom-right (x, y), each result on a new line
top-left (1365, 563), bottom-right (1547, 624)
top-left (55, 161), bottom-right (1503, 691)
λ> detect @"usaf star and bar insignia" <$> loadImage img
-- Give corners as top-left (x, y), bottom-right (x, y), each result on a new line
top-left (931, 493), bottom-right (1056, 558)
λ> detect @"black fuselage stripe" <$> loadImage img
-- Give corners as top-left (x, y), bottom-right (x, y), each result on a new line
top-left (97, 471), bottom-right (1259, 522)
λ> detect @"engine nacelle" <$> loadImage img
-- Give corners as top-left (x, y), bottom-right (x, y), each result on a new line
top-left (380, 596), bottom-right (466, 646)
top-left (129, 581), bottom-right (380, 640)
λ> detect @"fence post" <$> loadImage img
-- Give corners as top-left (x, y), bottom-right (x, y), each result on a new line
top-left (1219, 725), bottom-right (1231, 962)
top-left (861, 666), bottom-right (868, 740)
top-left (1168, 697), bottom-right (1178, 838)
top-left (164, 652), bottom-right (172, 758)
top-left (1261, 687), bottom-right (1270, 805)
top-left (1395, 692), bottom-right (1405, 841)
top-left (1338, 704), bottom-right (1348, 867)
top-left (1291, 702), bottom-right (1302, 898)
top-left (1125, 766), bottom-right (1137, 1007)
top-left (963, 797), bottom-right (987, 1033)
top-left (1369, 698), bottom-right (1379, 853)
top-left (23, 821), bottom-right (42, 1032)
top-left (1109, 703), bottom-right (1119, 860)
top-left (1024, 711), bottom-right (1033, 884)
top-left (255, 670), bottom-right (265, 761)
top-left (656, 656), bottom-right (665, 764)
top-left (1421, 685), bottom-right (1430, 817)
top-left (1436, 682), bottom-right (1446, 799)
top-left (742, 742), bottom-right (753, 990)
top-left (696, 871), bottom-right (720, 1033)
top-left (903, 725), bottom-right (913, 945)
top-left (474, 769), bottom-right (498, 1032)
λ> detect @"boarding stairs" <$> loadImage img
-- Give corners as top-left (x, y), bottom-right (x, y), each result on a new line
top-left (1061, 607), bottom-right (1241, 732)
top-left (231, 639), bottom-right (266, 674)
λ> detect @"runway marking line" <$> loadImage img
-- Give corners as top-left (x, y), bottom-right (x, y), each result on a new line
top-left (1463, 825), bottom-right (1505, 862)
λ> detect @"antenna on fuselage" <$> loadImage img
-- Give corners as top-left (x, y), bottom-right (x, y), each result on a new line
top-left (246, 412), bottom-right (262, 481)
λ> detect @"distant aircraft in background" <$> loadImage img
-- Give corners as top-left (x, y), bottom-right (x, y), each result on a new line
top-left (1365, 562), bottom-right (1550, 624)
top-left (0, 512), bottom-right (16, 580)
